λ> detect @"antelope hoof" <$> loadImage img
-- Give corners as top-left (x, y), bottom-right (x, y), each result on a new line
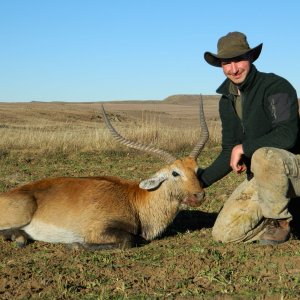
top-left (12, 234), bottom-right (28, 248)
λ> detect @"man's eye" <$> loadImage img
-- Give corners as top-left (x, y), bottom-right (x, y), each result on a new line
top-left (172, 171), bottom-right (180, 177)
top-left (221, 61), bottom-right (230, 65)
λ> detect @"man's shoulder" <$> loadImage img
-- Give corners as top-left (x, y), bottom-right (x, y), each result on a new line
top-left (257, 70), bottom-right (296, 93)
top-left (257, 70), bottom-right (285, 82)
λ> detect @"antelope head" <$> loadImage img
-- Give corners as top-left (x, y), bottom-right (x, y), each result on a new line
top-left (101, 95), bottom-right (209, 208)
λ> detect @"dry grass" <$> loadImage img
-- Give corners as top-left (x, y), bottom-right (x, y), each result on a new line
top-left (1, 98), bottom-right (300, 299)
top-left (0, 100), bottom-right (222, 153)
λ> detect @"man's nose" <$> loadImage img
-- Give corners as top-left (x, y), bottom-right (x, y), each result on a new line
top-left (230, 62), bottom-right (238, 73)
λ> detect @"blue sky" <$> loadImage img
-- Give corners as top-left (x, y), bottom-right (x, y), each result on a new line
top-left (1, 0), bottom-right (300, 102)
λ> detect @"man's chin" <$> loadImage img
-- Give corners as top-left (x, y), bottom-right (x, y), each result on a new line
top-left (230, 77), bottom-right (245, 85)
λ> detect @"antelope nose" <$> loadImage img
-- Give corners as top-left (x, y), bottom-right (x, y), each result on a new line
top-left (182, 191), bottom-right (206, 208)
top-left (196, 191), bottom-right (205, 202)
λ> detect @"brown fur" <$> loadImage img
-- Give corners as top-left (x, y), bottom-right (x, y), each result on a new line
top-left (0, 157), bottom-right (205, 249)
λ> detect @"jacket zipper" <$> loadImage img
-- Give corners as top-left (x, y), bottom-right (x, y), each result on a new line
top-left (240, 91), bottom-right (245, 134)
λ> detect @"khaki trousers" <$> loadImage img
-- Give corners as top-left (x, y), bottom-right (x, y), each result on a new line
top-left (212, 147), bottom-right (300, 243)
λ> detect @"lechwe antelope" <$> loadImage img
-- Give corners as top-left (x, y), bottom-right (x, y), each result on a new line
top-left (0, 96), bottom-right (209, 250)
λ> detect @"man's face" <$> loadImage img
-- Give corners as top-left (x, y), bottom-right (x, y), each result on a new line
top-left (221, 58), bottom-right (251, 85)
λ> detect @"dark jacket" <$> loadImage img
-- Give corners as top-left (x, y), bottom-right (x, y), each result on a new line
top-left (199, 65), bottom-right (300, 187)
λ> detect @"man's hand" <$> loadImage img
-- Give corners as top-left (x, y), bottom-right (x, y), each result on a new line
top-left (230, 144), bottom-right (246, 174)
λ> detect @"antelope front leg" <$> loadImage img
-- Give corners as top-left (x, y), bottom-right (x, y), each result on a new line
top-left (76, 225), bottom-right (148, 250)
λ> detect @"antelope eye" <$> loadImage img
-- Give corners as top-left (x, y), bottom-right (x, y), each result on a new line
top-left (172, 171), bottom-right (180, 177)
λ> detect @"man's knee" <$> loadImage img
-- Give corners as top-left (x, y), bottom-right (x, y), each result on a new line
top-left (212, 202), bottom-right (264, 243)
top-left (212, 214), bottom-right (261, 243)
top-left (212, 224), bottom-right (236, 243)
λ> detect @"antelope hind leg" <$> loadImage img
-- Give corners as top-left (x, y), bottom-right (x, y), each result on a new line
top-left (0, 193), bottom-right (37, 229)
top-left (0, 229), bottom-right (29, 248)
top-left (0, 193), bottom-right (37, 247)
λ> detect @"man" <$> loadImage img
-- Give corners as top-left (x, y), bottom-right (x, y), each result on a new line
top-left (198, 31), bottom-right (300, 244)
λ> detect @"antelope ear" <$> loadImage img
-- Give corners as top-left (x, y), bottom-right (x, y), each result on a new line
top-left (139, 174), bottom-right (167, 190)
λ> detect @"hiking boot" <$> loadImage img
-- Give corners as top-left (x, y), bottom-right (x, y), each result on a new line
top-left (259, 219), bottom-right (290, 245)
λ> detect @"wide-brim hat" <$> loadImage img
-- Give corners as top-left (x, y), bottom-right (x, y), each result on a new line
top-left (204, 32), bottom-right (263, 67)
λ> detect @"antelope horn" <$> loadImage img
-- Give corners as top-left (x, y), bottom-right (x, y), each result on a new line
top-left (101, 105), bottom-right (176, 164)
top-left (189, 94), bottom-right (209, 160)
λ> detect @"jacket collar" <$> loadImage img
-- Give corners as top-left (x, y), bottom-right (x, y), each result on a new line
top-left (216, 64), bottom-right (258, 95)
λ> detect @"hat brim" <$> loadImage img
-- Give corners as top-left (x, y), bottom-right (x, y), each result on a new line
top-left (204, 43), bottom-right (263, 67)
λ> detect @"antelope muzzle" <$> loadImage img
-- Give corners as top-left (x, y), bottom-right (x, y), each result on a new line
top-left (182, 191), bottom-right (206, 208)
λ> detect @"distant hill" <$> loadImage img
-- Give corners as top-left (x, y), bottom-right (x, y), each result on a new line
top-left (162, 94), bottom-right (219, 105)
top-left (163, 94), bottom-right (300, 107)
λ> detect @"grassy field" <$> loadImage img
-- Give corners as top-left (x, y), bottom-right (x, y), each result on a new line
top-left (0, 97), bottom-right (300, 299)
